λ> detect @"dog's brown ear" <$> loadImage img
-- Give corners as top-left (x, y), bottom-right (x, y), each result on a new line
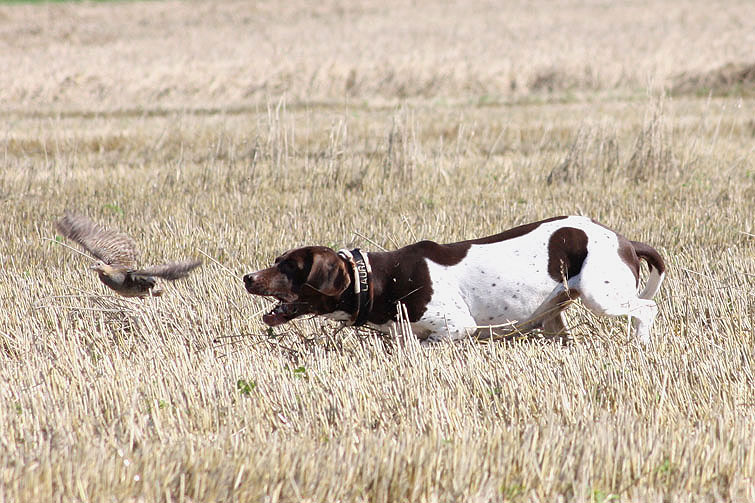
top-left (304, 249), bottom-right (351, 297)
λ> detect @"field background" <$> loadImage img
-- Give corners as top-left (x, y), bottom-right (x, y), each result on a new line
top-left (1, 0), bottom-right (754, 501)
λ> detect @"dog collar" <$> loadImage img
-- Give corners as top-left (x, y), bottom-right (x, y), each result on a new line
top-left (337, 248), bottom-right (373, 326)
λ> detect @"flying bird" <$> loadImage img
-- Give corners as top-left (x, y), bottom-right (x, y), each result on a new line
top-left (56, 212), bottom-right (202, 298)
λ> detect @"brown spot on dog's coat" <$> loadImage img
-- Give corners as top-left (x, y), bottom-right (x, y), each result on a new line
top-left (547, 227), bottom-right (589, 282)
top-left (364, 249), bottom-right (435, 323)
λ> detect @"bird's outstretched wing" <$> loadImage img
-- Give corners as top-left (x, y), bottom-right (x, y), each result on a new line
top-left (134, 260), bottom-right (202, 280)
top-left (56, 212), bottom-right (140, 268)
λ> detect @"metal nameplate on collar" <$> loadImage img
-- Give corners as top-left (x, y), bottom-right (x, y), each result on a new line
top-left (337, 247), bottom-right (373, 326)
top-left (351, 249), bottom-right (370, 295)
top-left (350, 248), bottom-right (372, 326)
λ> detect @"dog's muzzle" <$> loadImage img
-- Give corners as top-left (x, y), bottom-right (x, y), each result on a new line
top-left (243, 273), bottom-right (259, 293)
top-left (243, 272), bottom-right (303, 325)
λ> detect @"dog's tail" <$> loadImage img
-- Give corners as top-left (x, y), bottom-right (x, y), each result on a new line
top-left (631, 241), bottom-right (666, 300)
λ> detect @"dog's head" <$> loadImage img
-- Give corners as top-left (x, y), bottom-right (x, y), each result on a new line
top-left (243, 246), bottom-right (352, 326)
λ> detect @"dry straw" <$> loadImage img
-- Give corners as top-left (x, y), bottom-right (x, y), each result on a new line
top-left (1, 0), bottom-right (754, 501)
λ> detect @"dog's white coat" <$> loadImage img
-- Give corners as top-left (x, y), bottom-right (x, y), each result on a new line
top-left (369, 216), bottom-right (663, 345)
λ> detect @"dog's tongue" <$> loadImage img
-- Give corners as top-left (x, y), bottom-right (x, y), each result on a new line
top-left (263, 305), bottom-right (289, 326)
top-left (262, 312), bottom-right (288, 326)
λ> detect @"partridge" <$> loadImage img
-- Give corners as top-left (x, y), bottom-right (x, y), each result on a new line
top-left (56, 212), bottom-right (201, 298)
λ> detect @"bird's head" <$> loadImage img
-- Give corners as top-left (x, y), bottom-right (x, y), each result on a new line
top-left (90, 260), bottom-right (117, 275)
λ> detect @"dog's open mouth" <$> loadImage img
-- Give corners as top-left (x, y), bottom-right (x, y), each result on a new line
top-left (262, 300), bottom-right (304, 326)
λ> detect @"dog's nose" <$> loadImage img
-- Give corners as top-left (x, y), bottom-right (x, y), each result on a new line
top-left (243, 273), bottom-right (255, 286)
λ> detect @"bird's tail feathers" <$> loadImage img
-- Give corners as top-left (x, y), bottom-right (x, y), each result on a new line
top-left (136, 260), bottom-right (203, 281)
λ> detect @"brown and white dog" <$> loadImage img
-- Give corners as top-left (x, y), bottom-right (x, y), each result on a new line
top-left (243, 216), bottom-right (665, 345)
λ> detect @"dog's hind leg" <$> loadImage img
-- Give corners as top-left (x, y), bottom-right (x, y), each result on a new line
top-left (581, 294), bottom-right (658, 345)
top-left (576, 267), bottom-right (659, 345)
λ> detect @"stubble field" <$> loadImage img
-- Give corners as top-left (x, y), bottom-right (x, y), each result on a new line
top-left (1, 1), bottom-right (754, 501)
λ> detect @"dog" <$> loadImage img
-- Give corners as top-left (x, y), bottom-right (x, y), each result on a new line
top-left (243, 216), bottom-right (665, 345)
